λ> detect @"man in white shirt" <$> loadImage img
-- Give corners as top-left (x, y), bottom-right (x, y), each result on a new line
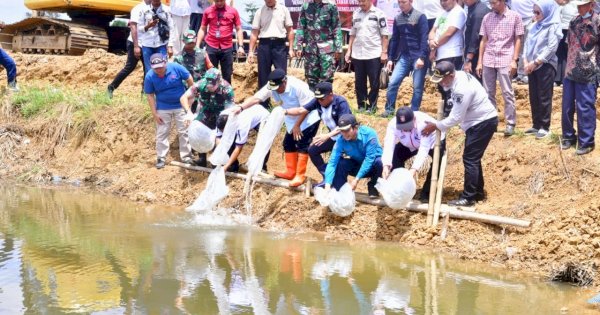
top-left (382, 107), bottom-right (443, 202)
top-left (189, 0), bottom-right (209, 34)
top-left (234, 69), bottom-right (321, 187)
top-left (169, 0), bottom-right (192, 56)
top-left (413, 0), bottom-right (445, 30)
top-left (139, 0), bottom-right (174, 73)
top-left (344, 0), bottom-right (390, 113)
top-left (422, 61), bottom-right (498, 207)
top-left (215, 105), bottom-right (270, 172)
top-left (428, 0), bottom-right (467, 117)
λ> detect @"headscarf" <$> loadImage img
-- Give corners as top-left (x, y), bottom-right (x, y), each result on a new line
top-left (526, 0), bottom-right (563, 59)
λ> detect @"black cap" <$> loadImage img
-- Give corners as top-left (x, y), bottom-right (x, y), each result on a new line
top-left (267, 69), bottom-right (286, 90)
top-left (337, 113), bottom-right (358, 131)
top-left (430, 61), bottom-right (455, 83)
top-left (314, 82), bottom-right (333, 99)
top-left (216, 114), bottom-right (229, 131)
top-left (395, 107), bottom-right (415, 130)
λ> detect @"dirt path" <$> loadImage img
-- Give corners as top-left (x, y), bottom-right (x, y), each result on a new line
top-left (2, 50), bottom-right (600, 287)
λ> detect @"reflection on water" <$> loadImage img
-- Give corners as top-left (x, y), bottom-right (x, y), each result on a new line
top-left (0, 185), bottom-right (597, 314)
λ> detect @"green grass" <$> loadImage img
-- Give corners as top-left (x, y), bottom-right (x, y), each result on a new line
top-left (12, 86), bottom-right (66, 118)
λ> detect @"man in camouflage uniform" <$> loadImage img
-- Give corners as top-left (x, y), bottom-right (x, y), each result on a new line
top-left (294, 0), bottom-right (343, 90)
top-left (180, 67), bottom-right (234, 166)
top-left (173, 30), bottom-right (213, 83)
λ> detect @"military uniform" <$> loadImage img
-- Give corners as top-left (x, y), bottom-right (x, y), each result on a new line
top-left (187, 68), bottom-right (235, 129)
top-left (294, 0), bottom-right (343, 90)
top-left (174, 47), bottom-right (212, 82)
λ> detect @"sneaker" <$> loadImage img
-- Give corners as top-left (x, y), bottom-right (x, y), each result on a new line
top-left (380, 110), bottom-right (393, 118)
top-left (448, 198), bottom-right (475, 207)
top-left (561, 139), bottom-right (576, 150)
top-left (313, 180), bottom-right (326, 189)
top-left (535, 129), bottom-right (549, 139)
top-left (7, 80), bottom-right (19, 92)
top-left (156, 158), bottom-right (166, 169)
top-left (367, 184), bottom-right (379, 199)
top-left (474, 191), bottom-right (487, 202)
top-left (576, 146), bottom-right (594, 155)
top-left (107, 85), bottom-right (114, 99)
top-left (504, 124), bottom-right (515, 136)
top-left (523, 127), bottom-right (538, 135)
top-left (182, 158), bottom-right (194, 165)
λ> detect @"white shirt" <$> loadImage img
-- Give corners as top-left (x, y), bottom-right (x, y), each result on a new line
top-left (509, 0), bottom-right (535, 23)
top-left (189, 0), bottom-right (207, 14)
top-left (252, 4), bottom-right (293, 39)
top-left (321, 105), bottom-right (340, 140)
top-left (349, 6), bottom-right (391, 60)
top-left (382, 112), bottom-right (440, 170)
top-left (413, 0), bottom-right (444, 20)
top-left (216, 105), bottom-right (269, 145)
top-left (254, 76), bottom-right (320, 132)
top-left (434, 5), bottom-right (467, 60)
top-left (127, 1), bottom-right (149, 44)
top-left (560, 2), bottom-right (578, 30)
top-left (138, 4), bottom-right (173, 48)
top-left (170, 0), bottom-right (191, 16)
top-left (436, 71), bottom-right (498, 132)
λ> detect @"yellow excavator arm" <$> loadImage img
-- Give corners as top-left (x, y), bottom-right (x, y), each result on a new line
top-left (24, 0), bottom-right (138, 15)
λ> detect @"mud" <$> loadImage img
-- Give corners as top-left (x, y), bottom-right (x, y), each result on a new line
top-left (2, 50), bottom-right (600, 285)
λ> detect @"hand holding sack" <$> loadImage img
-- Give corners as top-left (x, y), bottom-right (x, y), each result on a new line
top-left (188, 120), bottom-right (215, 153)
top-left (375, 168), bottom-right (416, 209)
top-left (314, 183), bottom-right (356, 217)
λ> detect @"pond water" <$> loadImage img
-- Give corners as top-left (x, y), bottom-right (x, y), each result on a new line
top-left (0, 185), bottom-right (597, 314)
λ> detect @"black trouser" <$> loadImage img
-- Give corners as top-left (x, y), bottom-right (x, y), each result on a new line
top-left (437, 56), bottom-right (464, 117)
top-left (555, 29), bottom-right (568, 84)
top-left (461, 117), bottom-right (498, 201)
top-left (282, 122), bottom-right (320, 153)
top-left (307, 137), bottom-right (336, 173)
top-left (108, 40), bottom-right (146, 91)
top-left (206, 45), bottom-right (234, 84)
top-left (467, 53), bottom-right (482, 84)
top-left (189, 13), bottom-right (203, 34)
top-left (391, 140), bottom-right (446, 197)
top-left (528, 63), bottom-right (555, 131)
top-left (226, 142), bottom-right (270, 173)
top-left (352, 57), bottom-right (381, 111)
top-left (258, 39), bottom-right (288, 108)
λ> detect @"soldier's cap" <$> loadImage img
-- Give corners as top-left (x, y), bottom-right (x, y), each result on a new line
top-left (430, 61), bottom-right (455, 83)
top-left (203, 68), bottom-right (222, 86)
top-left (571, 0), bottom-right (593, 6)
top-left (267, 69), bottom-right (286, 90)
top-left (314, 82), bottom-right (333, 99)
top-left (182, 30), bottom-right (197, 43)
top-left (150, 53), bottom-right (167, 69)
top-left (395, 107), bottom-right (415, 131)
top-left (337, 113), bottom-right (358, 131)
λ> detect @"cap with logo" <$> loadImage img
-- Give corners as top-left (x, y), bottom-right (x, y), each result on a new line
top-left (150, 53), bottom-right (167, 69)
top-left (430, 61), bottom-right (456, 83)
top-left (182, 29), bottom-right (197, 43)
top-left (337, 113), bottom-right (358, 131)
top-left (314, 82), bottom-right (333, 99)
top-left (267, 69), bottom-right (286, 91)
top-left (395, 107), bottom-right (415, 130)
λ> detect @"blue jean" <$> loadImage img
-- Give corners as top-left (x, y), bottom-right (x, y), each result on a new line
top-left (331, 157), bottom-right (383, 191)
top-left (562, 78), bottom-right (597, 148)
top-left (0, 48), bottom-right (17, 83)
top-left (142, 45), bottom-right (167, 74)
top-left (385, 55), bottom-right (426, 112)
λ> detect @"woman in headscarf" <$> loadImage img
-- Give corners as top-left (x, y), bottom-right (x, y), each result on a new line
top-left (523, 0), bottom-right (562, 139)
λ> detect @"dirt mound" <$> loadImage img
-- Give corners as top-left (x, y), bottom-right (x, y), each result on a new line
top-left (2, 50), bottom-right (600, 286)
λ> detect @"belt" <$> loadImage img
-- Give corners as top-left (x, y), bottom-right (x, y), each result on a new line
top-left (259, 37), bottom-right (286, 44)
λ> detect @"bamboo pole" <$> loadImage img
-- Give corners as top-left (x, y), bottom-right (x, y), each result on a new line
top-left (427, 100), bottom-right (445, 226)
top-left (172, 161), bottom-right (531, 228)
top-left (432, 150), bottom-right (448, 226)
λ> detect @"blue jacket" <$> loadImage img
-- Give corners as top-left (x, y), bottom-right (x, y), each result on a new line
top-left (303, 95), bottom-right (352, 131)
top-left (388, 8), bottom-right (429, 62)
top-left (325, 126), bottom-right (383, 184)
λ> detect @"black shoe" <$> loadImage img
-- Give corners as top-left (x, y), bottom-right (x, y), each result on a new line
top-left (194, 154), bottom-right (207, 167)
top-left (474, 192), bottom-right (487, 202)
top-left (367, 184), bottom-right (379, 199)
top-left (448, 198), bottom-right (475, 207)
top-left (156, 158), bottom-right (166, 169)
top-left (419, 192), bottom-right (430, 203)
top-left (523, 127), bottom-right (538, 135)
top-left (561, 139), bottom-right (576, 150)
top-left (576, 145), bottom-right (594, 155)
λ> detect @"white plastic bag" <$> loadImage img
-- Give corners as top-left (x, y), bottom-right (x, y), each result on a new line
top-left (246, 107), bottom-right (285, 176)
top-left (314, 183), bottom-right (356, 217)
top-left (209, 113), bottom-right (239, 166)
top-left (188, 120), bottom-right (215, 153)
top-left (186, 166), bottom-right (229, 212)
top-left (375, 168), bottom-right (416, 210)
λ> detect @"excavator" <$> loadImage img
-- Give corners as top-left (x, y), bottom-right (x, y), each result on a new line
top-left (0, 0), bottom-right (139, 55)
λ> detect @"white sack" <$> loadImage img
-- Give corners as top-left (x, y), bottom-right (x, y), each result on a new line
top-left (375, 168), bottom-right (416, 210)
top-left (186, 166), bottom-right (229, 212)
top-left (188, 120), bottom-right (215, 153)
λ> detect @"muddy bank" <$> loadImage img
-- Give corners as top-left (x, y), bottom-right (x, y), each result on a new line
top-left (1, 50), bottom-right (600, 286)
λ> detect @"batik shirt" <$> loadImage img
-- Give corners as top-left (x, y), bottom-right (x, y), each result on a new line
top-left (565, 12), bottom-right (600, 83)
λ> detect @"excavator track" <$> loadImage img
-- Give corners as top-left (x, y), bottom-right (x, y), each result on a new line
top-left (1, 17), bottom-right (109, 55)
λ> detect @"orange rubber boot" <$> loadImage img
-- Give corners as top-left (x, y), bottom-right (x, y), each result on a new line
top-left (289, 153), bottom-right (309, 187)
top-left (274, 152), bottom-right (298, 180)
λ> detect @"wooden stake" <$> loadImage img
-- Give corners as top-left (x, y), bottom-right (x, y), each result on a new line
top-left (433, 150), bottom-right (448, 226)
top-left (427, 100), bottom-right (445, 226)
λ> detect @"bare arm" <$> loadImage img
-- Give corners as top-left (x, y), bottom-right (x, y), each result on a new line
top-left (284, 107), bottom-right (309, 116)
top-left (224, 145), bottom-right (243, 171)
top-left (196, 25), bottom-right (207, 47)
top-left (286, 26), bottom-right (294, 56)
top-left (249, 29), bottom-right (259, 57)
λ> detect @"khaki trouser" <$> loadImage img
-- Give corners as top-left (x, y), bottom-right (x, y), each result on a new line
top-left (156, 108), bottom-right (192, 160)
top-left (482, 66), bottom-right (517, 126)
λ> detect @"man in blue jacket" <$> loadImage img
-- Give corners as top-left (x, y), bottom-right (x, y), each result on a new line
top-left (324, 114), bottom-right (383, 198)
top-left (382, 0), bottom-right (429, 116)
top-left (284, 82), bottom-right (352, 187)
